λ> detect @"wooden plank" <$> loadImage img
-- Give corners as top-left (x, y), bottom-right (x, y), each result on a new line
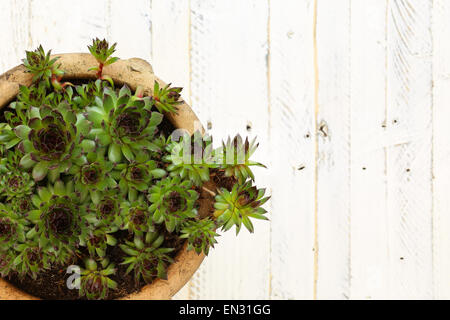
top-left (150, 0), bottom-right (191, 300)
top-left (315, 0), bottom-right (352, 299)
top-left (0, 0), bottom-right (31, 72)
top-left (386, 0), bottom-right (433, 299)
top-left (432, 0), bottom-right (450, 300)
top-left (109, 0), bottom-right (152, 61)
top-left (349, 0), bottom-right (390, 299)
top-left (268, 0), bottom-right (315, 300)
top-left (28, 0), bottom-right (110, 53)
top-left (151, 0), bottom-right (191, 100)
top-left (188, 0), bottom-right (271, 299)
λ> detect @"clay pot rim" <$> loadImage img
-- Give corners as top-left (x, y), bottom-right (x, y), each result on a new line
top-left (0, 53), bottom-right (205, 300)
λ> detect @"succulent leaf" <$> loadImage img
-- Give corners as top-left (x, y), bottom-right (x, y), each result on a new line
top-left (147, 176), bottom-right (199, 233)
top-left (120, 232), bottom-right (173, 285)
top-left (213, 181), bottom-right (270, 234)
top-left (79, 258), bottom-right (117, 300)
top-left (180, 218), bottom-right (219, 255)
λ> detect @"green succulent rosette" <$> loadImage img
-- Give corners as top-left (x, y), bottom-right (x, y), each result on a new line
top-left (163, 133), bottom-right (214, 187)
top-left (120, 232), bottom-right (173, 285)
top-left (152, 81), bottom-right (183, 114)
top-left (112, 151), bottom-right (166, 202)
top-left (120, 197), bottom-right (153, 236)
top-left (12, 240), bottom-right (53, 280)
top-left (0, 249), bottom-right (15, 277)
top-left (78, 258), bottom-right (117, 300)
top-left (85, 85), bottom-right (163, 163)
top-left (215, 135), bottom-right (266, 183)
top-left (83, 225), bottom-right (117, 259)
top-left (11, 197), bottom-right (34, 216)
top-left (147, 176), bottom-right (199, 233)
top-left (93, 191), bottom-right (122, 228)
top-left (22, 45), bottom-right (60, 83)
top-left (0, 203), bottom-right (27, 251)
top-left (0, 149), bottom-right (35, 200)
top-left (27, 181), bottom-right (86, 262)
top-left (180, 218), bottom-right (219, 256)
top-left (69, 149), bottom-right (116, 204)
top-left (213, 181), bottom-right (270, 235)
top-left (0, 170), bottom-right (34, 201)
top-left (14, 103), bottom-right (91, 182)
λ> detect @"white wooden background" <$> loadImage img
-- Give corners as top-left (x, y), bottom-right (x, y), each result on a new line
top-left (2, 0), bottom-right (450, 300)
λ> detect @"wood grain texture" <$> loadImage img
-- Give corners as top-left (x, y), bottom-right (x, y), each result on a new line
top-left (109, 0), bottom-right (152, 61)
top-left (29, 0), bottom-right (110, 52)
top-left (349, 0), bottom-right (390, 299)
top-left (188, 0), bottom-right (271, 300)
top-left (268, 0), bottom-right (315, 300)
top-left (386, 0), bottom-right (433, 299)
top-left (0, 0), bottom-right (31, 71)
top-left (315, 0), bottom-right (352, 299)
top-left (432, 0), bottom-right (450, 300)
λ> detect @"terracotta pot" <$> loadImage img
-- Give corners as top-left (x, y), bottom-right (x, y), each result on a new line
top-left (0, 53), bottom-right (205, 300)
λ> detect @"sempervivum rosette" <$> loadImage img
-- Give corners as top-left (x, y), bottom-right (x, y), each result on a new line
top-left (0, 203), bottom-right (28, 251)
top-left (27, 181), bottom-right (86, 264)
top-left (213, 181), bottom-right (270, 235)
top-left (14, 102), bottom-right (90, 182)
top-left (13, 240), bottom-right (53, 280)
top-left (112, 151), bottom-right (166, 202)
top-left (85, 85), bottom-right (163, 163)
top-left (78, 258), bottom-right (117, 300)
top-left (147, 176), bottom-right (199, 233)
top-left (0, 150), bottom-right (35, 200)
top-left (69, 149), bottom-right (116, 204)
top-left (120, 196), bottom-right (153, 236)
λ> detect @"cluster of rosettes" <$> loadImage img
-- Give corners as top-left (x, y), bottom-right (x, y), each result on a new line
top-left (0, 40), bottom-right (269, 300)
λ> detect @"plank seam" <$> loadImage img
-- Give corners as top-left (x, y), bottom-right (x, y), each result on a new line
top-left (313, 0), bottom-right (319, 300)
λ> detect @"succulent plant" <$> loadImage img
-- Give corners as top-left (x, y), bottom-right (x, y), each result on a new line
top-left (7, 84), bottom-right (49, 126)
top-left (120, 196), bottom-right (153, 236)
top-left (69, 149), bottom-right (116, 204)
top-left (152, 81), bottom-right (183, 113)
top-left (83, 225), bottom-right (117, 259)
top-left (94, 191), bottom-right (122, 228)
top-left (15, 103), bottom-right (91, 182)
top-left (12, 240), bottom-right (53, 280)
top-left (0, 203), bottom-right (27, 251)
top-left (148, 176), bottom-right (199, 232)
top-left (180, 218), bottom-right (219, 255)
top-left (164, 133), bottom-right (214, 187)
top-left (0, 150), bottom-right (35, 200)
top-left (27, 181), bottom-right (85, 262)
top-left (0, 170), bottom-right (34, 201)
top-left (112, 151), bottom-right (166, 201)
top-left (85, 85), bottom-right (163, 163)
top-left (88, 38), bottom-right (119, 80)
top-left (0, 123), bottom-right (20, 151)
top-left (23, 46), bottom-right (72, 91)
top-left (120, 232), bottom-right (173, 285)
top-left (11, 197), bottom-right (34, 216)
top-left (213, 181), bottom-right (270, 234)
top-left (0, 249), bottom-right (15, 277)
top-left (216, 135), bottom-right (265, 183)
top-left (23, 45), bottom-right (61, 83)
top-left (72, 79), bottom-right (108, 109)
top-left (78, 258), bottom-right (117, 300)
